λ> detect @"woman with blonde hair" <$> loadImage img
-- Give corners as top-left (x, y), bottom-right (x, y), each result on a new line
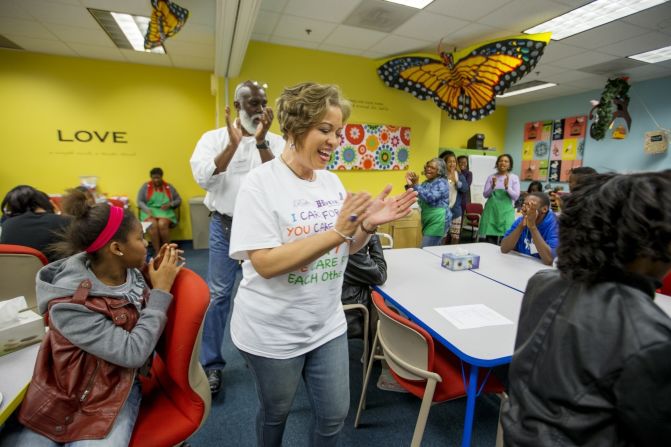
top-left (229, 82), bottom-right (417, 446)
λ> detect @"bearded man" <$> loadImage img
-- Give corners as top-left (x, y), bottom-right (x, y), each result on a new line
top-left (190, 80), bottom-right (284, 395)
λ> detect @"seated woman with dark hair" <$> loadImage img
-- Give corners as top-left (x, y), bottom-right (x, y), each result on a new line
top-left (137, 167), bottom-right (182, 253)
top-left (0, 185), bottom-right (70, 262)
top-left (502, 170), bottom-right (671, 446)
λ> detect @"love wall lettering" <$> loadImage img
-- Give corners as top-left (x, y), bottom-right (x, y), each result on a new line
top-left (57, 130), bottom-right (128, 143)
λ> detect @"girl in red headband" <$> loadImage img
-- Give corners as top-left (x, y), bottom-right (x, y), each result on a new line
top-left (6, 189), bottom-right (183, 445)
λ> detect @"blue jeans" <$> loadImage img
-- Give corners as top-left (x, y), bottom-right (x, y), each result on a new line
top-left (421, 235), bottom-right (444, 247)
top-left (239, 333), bottom-right (350, 447)
top-left (200, 212), bottom-right (241, 371)
top-left (3, 382), bottom-right (141, 447)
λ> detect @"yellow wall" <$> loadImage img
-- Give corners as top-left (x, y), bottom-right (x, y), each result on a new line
top-left (223, 41), bottom-right (509, 196)
top-left (439, 107), bottom-right (508, 154)
top-left (1, 42), bottom-right (510, 240)
top-left (0, 50), bottom-right (214, 239)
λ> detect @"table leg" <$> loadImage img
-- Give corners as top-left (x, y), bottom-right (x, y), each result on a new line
top-left (461, 364), bottom-right (479, 447)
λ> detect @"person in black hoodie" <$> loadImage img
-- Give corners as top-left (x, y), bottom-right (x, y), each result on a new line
top-left (502, 170), bottom-right (671, 446)
top-left (341, 234), bottom-right (387, 339)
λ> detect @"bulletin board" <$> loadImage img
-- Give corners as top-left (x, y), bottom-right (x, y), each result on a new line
top-left (521, 115), bottom-right (587, 182)
top-left (327, 123), bottom-right (410, 171)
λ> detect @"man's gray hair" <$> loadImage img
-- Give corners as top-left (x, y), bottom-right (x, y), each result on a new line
top-left (234, 80), bottom-right (267, 102)
top-left (429, 157), bottom-right (447, 178)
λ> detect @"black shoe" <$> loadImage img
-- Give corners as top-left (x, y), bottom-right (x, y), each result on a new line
top-left (206, 369), bottom-right (223, 395)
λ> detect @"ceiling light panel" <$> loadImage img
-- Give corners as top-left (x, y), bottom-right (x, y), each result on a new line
top-left (496, 81), bottom-right (557, 98)
top-left (629, 44), bottom-right (671, 62)
top-left (524, 0), bottom-right (668, 40)
top-left (383, 0), bottom-right (434, 9)
top-left (89, 8), bottom-right (164, 54)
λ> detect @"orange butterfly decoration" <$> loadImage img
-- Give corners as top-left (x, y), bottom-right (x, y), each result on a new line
top-left (144, 0), bottom-right (189, 50)
top-left (378, 33), bottom-right (551, 121)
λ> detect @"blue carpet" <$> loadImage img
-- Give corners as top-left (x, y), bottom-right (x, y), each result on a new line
top-left (181, 242), bottom-right (500, 446)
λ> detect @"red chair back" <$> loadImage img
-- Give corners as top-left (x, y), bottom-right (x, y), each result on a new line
top-left (464, 203), bottom-right (483, 224)
top-left (107, 198), bottom-right (126, 208)
top-left (660, 272), bottom-right (671, 296)
top-left (129, 268), bottom-right (211, 447)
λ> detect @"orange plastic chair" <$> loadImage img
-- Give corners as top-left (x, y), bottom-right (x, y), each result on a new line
top-left (0, 244), bottom-right (49, 310)
top-left (355, 291), bottom-right (503, 446)
top-left (129, 268), bottom-right (211, 447)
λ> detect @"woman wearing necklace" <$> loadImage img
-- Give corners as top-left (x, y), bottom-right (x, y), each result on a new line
top-left (229, 82), bottom-right (417, 447)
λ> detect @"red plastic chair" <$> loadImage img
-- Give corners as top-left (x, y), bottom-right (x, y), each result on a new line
top-left (107, 198), bottom-right (126, 209)
top-left (660, 272), bottom-right (671, 296)
top-left (129, 268), bottom-right (211, 447)
top-left (461, 203), bottom-right (484, 242)
top-left (355, 291), bottom-right (503, 446)
top-left (0, 244), bottom-right (49, 310)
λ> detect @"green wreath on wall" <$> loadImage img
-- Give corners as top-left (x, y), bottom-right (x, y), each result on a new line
top-left (589, 77), bottom-right (631, 141)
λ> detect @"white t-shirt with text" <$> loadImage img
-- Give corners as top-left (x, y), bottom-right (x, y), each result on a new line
top-left (229, 158), bottom-right (349, 359)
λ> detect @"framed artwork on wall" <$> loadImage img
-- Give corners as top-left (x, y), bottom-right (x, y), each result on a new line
top-left (522, 115), bottom-right (587, 182)
top-left (327, 123), bottom-right (410, 171)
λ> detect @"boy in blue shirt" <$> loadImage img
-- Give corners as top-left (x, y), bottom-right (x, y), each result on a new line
top-left (500, 192), bottom-right (558, 265)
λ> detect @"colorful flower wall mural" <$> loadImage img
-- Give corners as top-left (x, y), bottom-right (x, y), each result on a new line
top-left (327, 124), bottom-right (410, 171)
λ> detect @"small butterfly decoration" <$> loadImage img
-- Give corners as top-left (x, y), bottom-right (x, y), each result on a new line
top-left (377, 33), bottom-right (551, 121)
top-left (144, 0), bottom-right (189, 50)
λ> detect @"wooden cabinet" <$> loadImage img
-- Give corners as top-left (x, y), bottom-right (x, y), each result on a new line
top-left (377, 209), bottom-right (422, 249)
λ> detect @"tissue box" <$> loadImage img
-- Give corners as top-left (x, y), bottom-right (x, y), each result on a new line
top-left (0, 310), bottom-right (45, 357)
top-left (441, 252), bottom-right (480, 271)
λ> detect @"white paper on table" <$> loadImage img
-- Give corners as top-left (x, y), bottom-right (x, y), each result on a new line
top-left (141, 222), bottom-right (152, 233)
top-left (435, 304), bottom-right (513, 329)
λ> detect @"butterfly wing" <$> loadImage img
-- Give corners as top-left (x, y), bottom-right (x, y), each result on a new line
top-left (377, 33), bottom-right (551, 120)
top-left (144, 0), bottom-right (189, 50)
top-left (377, 55), bottom-right (445, 102)
top-left (144, 8), bottom-right (162, 50)
top-left (157, 0), bottom-right (189, 38)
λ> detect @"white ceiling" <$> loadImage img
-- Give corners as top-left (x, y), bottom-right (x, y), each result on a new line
top-left (2, 0), bottom-right (671, 106)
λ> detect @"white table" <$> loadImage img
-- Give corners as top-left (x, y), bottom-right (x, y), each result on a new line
top-left (655, 293), bottom-right (671, 317)
top-left (423, 242), bottom-right (551, 293)
top-left (0, 343), bottom-right (38, 424)
top-left (375, 248), bottom-right (523, 447)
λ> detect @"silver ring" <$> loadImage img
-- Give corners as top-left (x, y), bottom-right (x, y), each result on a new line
top-left (348, 214), bottom-right (358, 222)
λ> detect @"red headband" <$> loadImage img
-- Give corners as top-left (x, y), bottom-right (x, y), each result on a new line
top-left (85, 206), bottom-right (125, 253)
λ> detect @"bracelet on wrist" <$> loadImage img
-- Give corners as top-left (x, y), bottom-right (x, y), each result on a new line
top-left (332, 228), bottom-right (355, 243)
top-left (360, 222), bottom-right (377, 234)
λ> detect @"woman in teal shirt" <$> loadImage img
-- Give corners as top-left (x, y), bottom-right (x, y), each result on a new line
top-left (406, 158), bottom-right (451, 247)
top-left (137, 167), bottom-right (182, 253)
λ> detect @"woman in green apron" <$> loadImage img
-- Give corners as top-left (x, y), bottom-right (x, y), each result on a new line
top-left (137, 167), bottom-right (182, 253)
top-left (479, 154), bottom-right (520, 244)
top-left (406, 158), bottom-right (451, 247)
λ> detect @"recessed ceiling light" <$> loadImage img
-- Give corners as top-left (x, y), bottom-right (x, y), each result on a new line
top-left (629, 44), bottom-right (671, 63)
top-left (497, 81), bottom-right (557, 98)
top-left (88, 8), bottom-right (165, 54)
top-left (383, 0), bottom-right (434, 9)
top-left (524, 0), bottom-right (668, 41)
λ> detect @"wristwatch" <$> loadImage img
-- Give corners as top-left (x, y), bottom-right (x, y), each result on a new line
top-left (256, 140), bottom-right (270, 150)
